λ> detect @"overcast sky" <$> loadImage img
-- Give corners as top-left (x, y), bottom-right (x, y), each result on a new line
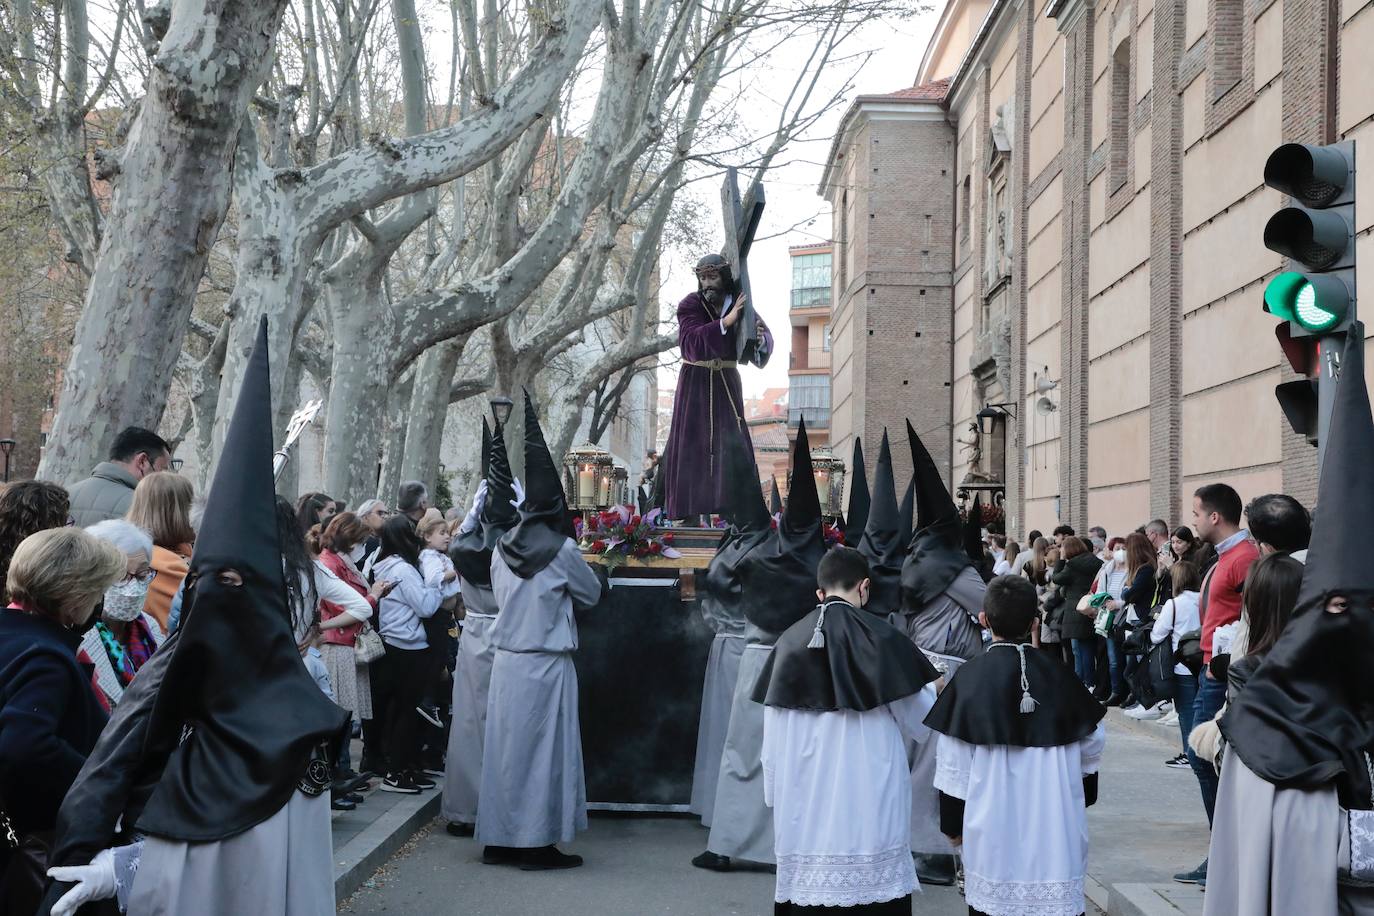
top-left (674, 11), bottom-right (943, 399)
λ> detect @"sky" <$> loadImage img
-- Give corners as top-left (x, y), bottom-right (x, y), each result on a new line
top-left (671, 11), bottom-right (946, 399)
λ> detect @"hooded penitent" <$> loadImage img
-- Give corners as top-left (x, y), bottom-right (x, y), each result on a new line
top-left (770, 477), bottom-right (784, 516)
top-left (701, 435), bottom-right (774, 630)
top-left (844, 437), bottom-right (870, 542)
top-left (898, 474), bottom-right (915, 546)
top-left (901, 420), bottom-right (975, 611)
top-left (965, 496), bottom-right (993, 582)
top-left (1220, 323), bottom-right (1374, 807)
top-left (856, 430), bottom-right (905, 613)
top-left (135, 317), bottom-right (350, 841)
top-left (735, 420), bottom-right (828, 635)
top-left (497, 390), bottom-right (574, 578)
top-left (450, 416), bottom-right (519, 586)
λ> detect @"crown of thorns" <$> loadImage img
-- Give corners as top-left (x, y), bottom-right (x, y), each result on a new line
top-left (694, 254), bottom-right (731, 278)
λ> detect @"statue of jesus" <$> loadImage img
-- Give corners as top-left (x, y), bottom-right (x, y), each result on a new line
top-left (661, 253), bottom-right (773, 521)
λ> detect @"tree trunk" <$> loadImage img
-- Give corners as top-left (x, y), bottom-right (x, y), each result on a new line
top-left (40, 0), bottom-right (292, 484)
top-left (319, 276), bottom-right (395, 502)
top-left (398, 338), bottom-right (466, 496)
top-left (376, 370), bottom-right (416, 506)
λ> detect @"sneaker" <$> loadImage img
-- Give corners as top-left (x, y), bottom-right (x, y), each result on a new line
top-left (1165, 754), bottom-right (1191, 769)
top-left (1174, 859), bottom-right (1208, 884)
top-left (416, 706), bottom-right (443, 728)
top-left (1126, 703), bottom-right (1165, 721)
top-left (422, 766), bottom-right (446, 778)
top-left (379, 773), bottom-right (422, 794)
top-left (1157, 700), bottom-right (1174, 714)
top-left (1159, 711), bottom-right (1180, 726)
top-left (407, 771), bottom-right (437, 790)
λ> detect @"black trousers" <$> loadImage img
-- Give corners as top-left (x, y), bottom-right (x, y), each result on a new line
top-left (775, 896), bottom-right (911, 914)
top-left (373, 644), bottom-right (431, 774)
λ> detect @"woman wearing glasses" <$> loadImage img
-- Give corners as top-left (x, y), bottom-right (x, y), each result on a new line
top-left (79, 520), bottom-right (162, 710)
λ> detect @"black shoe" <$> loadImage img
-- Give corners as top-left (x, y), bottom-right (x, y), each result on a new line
top-left (416, 706), bottom-right (443, 728)
top-left (344, 793), bottom-right (366, 804)
top-left (407, 771), bottom-right (437, 790)
top-left (422, 766), bottom-right (446, 778)
top-left (913, 853), bottom-right (957, 886)
top-left (446, 821), bottom-right (475, 837)
top-left (1105, 693), bottom-right (1128, 707)
top-left (332, 773), bottom-right (371, 795)
top-left (379, 773), bottom-right (421, 794)
top-left (331, 797), bottom-right (357, 811)
top-left (1165, 754), bottom-right (1191, 769)
top-left (691, 851), bottom-right (732, 872)
top-left (520, 846), bottom-right (583, 870)
top-left (482, 845), bottom-right (522, 865)
top-left (1174, 859), bottom-right (1208, 884)
top-left (358, 759), bottom-right (385, 779)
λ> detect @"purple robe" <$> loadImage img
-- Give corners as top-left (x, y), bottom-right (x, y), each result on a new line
top-left (663, 292), bottom-right (773, 519)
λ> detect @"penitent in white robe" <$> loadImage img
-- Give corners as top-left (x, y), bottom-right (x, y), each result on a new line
top-left (441, 579), bottom-right (499, 826)
top-left (762, 687), bottom-right (937, 908)
top-left (126, 790), bottom-right (334, 916)
top-left (478, 540), bottom-right (602, 848)
top-left (934, 725), bottom-right (1106, 916)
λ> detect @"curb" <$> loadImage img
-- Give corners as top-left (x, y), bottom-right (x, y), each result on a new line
top-left (333, 790), bottom-right (441, 901)
top-left (1108, 882), bottom-right (1205, 916)
top-left (1104, 706), bottom-right (1184, 745)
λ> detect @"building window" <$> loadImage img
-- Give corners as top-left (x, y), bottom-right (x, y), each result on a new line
top-left (822, 323), bottom-right (832, 352)
top-left (960, 176), bottom-right (971, 244)
top-left (788, 374), bottom-right (831, 428)
top-left (791, 252), bottom-right (832, 309)
top-left (1109, 39), bottom-right (1131, 193)
top-left (1210, 0), bottom-right (1243, 99)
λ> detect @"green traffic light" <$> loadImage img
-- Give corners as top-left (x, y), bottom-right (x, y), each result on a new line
top-left (1265, 271), bottom-right (1347, 332)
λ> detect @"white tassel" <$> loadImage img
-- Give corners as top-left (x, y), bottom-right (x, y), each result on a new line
top-left (1017, 643), bottom-right (1038, 714)
top-left (807, 603), bottom-right (828, 650)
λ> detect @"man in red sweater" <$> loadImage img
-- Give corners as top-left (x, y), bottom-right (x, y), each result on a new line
top-left (1173, 483), bottom-right (1259, 888)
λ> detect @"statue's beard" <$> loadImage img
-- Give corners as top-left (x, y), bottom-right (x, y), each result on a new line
top-left (701, 287), bottom-right (723, 308)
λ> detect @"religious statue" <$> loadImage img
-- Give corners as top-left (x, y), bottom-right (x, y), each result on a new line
top-left (956, 422), bottom-right (994, 484)
top-left (660, 253), bottom-right (774, 521)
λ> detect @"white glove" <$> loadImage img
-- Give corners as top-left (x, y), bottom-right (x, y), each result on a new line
top-left (510, 477), bottom-right (526, 511)
top-left (48, 848), bottom-right (118, 916)
top-left (459, 480), bottom-right (488, 535)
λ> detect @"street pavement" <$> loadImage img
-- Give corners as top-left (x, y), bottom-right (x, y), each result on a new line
top-left (338, 712), bottom-right (1210, 915)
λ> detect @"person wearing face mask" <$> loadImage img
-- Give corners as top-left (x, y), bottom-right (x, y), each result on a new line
top-left (79, 520), bottom-right (161, 711)
top-left (0, 527), bottom-right (126, 913)
top-left (753, 546), bottom-right (941, 914)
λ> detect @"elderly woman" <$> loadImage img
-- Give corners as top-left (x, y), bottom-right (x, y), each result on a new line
top-left (79, 520), bottom-right (161, 710)
top-left (125, 471), bottom-right (195, 638)
top-left (0, 527), bottom-right (126, 912)
top-left (0, 480), bottom-right (71, 600)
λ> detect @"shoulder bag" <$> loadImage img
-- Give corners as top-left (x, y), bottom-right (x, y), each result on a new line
top-left (354, 623), bottom-right (386, 664)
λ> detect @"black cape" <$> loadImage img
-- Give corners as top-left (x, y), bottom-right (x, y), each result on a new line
top-left (925, 643), bottom-right (1104, 747)
top-left (901, 420), bottom-right (974, 610)
top-left (702, 435), bottom-right (773, 617)
top-left (754, 599), bottom-right (940, 711)
top-left (1220, 322), bottom-right (1374, 807)
top-left (497, 389), bottom-right (575, 578)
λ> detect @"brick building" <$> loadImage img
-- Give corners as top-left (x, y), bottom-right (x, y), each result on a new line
top-left (823, 0), bottom-right (1374, 537)
top-left (820, 84), bottom-right (958, 491)
top-left (788, 244), bottom-right (835, 455)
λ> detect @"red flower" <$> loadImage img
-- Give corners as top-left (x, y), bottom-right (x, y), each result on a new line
top-left (649, 541), bottom-right (662, 554)
top-left (662, 533), bottom-right (675, 544)
top-left (630, 515), bottom-right (642, 527)
top-left (591, 539), bottom-right (607, 552)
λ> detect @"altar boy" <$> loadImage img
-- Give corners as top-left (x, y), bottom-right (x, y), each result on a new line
top-left (926, 576), bottom-right (1106, 916)
top-left (756, 547), bottom-right (941, 914)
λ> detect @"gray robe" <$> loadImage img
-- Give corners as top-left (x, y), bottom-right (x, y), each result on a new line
top-left (441, 580), bottom-right (499, 825)
top-left (478, 540), bottom-right (602, 848)
top-left (126, 790), bottom-right (333, 916)
top-left (1206, 754), bottom-right (1374, 916)
top-left (705, 626), bottom-right (776, 864)
top-left (892, 566), bottom-right (985, 855)
top-left (690, 586), bottom-right (749, 824)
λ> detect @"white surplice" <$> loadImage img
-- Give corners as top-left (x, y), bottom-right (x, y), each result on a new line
top-left (761, 686), bottom-right (937, 907)
top-left (933, 725), bottom-right (1106, 916)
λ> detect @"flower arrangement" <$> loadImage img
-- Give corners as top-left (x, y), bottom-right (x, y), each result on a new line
top-left (577, 505), bottom-right (682, 570)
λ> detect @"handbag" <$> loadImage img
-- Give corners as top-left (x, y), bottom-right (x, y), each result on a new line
top-left (1146, 636), bottom-right (1177, 700)
top-left (354, 623), bottom-right (386, 664)
top-left (1174, 628), bottom-right (1203, 675)
top-left (0, 803), bottom-right (50, 916)
top-left (1092, 601), bottom-right (1117, 638)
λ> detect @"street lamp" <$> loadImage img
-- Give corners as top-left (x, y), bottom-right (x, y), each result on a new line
top-left (976, 403), bottom-right (1017, 437)
top-left (170, 458), bottom-right (185, 472)
top-left (0, 439), bottom-right (14, 483)
top-left (489, 396), bottom-right (514, 428)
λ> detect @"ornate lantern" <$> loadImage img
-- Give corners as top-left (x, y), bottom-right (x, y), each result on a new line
top-left (810, 446), bottom-right (846, 521)
top-left (562, 443), bottom-right (615, 511)
top-left (611, 465), bottom-right (630, 506)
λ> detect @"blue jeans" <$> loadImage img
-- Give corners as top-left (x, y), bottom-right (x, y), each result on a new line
top-left (1187, 670), bottom-right (1227, 825)
top-left (1172, 668), bottom-right (1198, 755)
top-left (1105, 635), bottom-right (1124, 696)
top-left (1072, 638), bottom-right (1097, 688)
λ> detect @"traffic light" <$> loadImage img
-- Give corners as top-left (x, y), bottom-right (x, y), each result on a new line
top-left (1262, 141), bottom-right (1356, 453)
top-left (1262, 142), bottom-right (1356, 337)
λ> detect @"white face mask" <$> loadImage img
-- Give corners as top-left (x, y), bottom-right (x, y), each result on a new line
top-left (104, 577), bottom-right (150, 622)
top-left (1113, 549), bottom-right (1127, 564)
top-left (347, 543), bottom-right (367, 563)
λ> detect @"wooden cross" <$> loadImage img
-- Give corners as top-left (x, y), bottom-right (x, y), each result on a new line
top-left (720, 167), bottom-right (767, 367)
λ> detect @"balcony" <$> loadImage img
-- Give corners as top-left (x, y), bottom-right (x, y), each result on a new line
top-left (791, 287), bottom-right (831, 310)
top-left (788, 407), bottom-right (830, 429)
top-left (790, 348), bottom-right (831, 371)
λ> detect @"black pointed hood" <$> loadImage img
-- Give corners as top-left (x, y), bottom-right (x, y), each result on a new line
top-left (899, 475), bottom-right (915, 545)
top-left (1221, 323), bottom-right (1374, 805)
top-left (497, 390), bottom-right (574, 578)
top-left (702, 434), bottom-right (774, 632)
top-left (901, 420), bottom-right (973, 611)
top-left (845, 437), bottom-right (870, 540)
top-left (450, 414), bottom-right (519, 586)
top-left (770, 476), bottom-right (784, 515)
top-left (135, 317), bottom-right (349, 842)
top-left (734, 420), bottom-right (827, 636)
top-left (857, 431), bottom-right (904, 613)
top-left (965, 495), bottom-right (993, 582)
